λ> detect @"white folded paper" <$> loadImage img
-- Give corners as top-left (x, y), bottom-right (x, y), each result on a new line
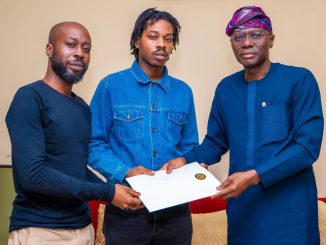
top-left (126, 162), bottom-right (220, 212)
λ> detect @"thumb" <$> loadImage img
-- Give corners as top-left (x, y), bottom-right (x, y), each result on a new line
top-left (200, 163), bottom-right (208, 169)
top-left (160, 163), bottom-right (168, 170)
top-left (166, 164), bottom-right (175, 174)
top-left (139, 166), bottom-right (155, 175)
top-left (218, 178), bottom-right (231, 190)
top-left (127, 187), bottom-right (141, 197)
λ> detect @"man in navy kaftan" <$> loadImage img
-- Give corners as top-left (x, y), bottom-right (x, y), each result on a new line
top-left (165, 6), bottom-right (323, 245)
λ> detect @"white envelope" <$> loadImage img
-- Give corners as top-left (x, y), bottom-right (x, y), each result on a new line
top-left (126, 162), bottom-right (220, 212)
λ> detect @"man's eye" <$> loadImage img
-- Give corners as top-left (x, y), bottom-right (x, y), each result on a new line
top-left (234, 34), bottom-right (245, 42)
top-left (83, 46), bottom-right (91, 53)
top-left (66, 43), bottom-right (75, 48)
top-left (166, 37), bottom-right (172, 42)
top-left (251, 31), bottom-right (261, 39)
top-left (148, 35), bottom-right (156, 40)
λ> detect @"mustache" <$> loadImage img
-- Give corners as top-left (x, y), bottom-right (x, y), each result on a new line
top-left (153, 49), bottom-right (168, 56)
top-left (68, 59), bottom-right (86, 68)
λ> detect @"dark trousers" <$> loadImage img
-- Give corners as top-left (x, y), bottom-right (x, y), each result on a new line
top-left (103, 203), bottom-right (192, 245)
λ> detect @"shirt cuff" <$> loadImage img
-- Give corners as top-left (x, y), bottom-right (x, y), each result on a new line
top-left (105, 183), bottom-right (116, 203)
top-left (112, 165), bottom-right (131, 184)
top-left (183, 150), bottom-right (196, 164)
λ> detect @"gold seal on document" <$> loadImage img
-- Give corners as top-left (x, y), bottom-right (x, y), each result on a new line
top-left (195, 173), bottom-right (206, 180)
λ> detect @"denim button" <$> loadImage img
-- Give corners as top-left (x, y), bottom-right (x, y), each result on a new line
top-left (151, 127), bottom-right (157, 132)
top-left (152, 151), bottom-right (158, 157)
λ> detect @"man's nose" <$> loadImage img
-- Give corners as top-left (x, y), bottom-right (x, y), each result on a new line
top-left (74, 45), bottom-right (84, 57)
top-left (242, 35), bottom-right (253, 47)
top-left (156, 37), bottom-right (165, 48)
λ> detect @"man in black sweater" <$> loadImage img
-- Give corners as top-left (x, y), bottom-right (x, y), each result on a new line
top-left (6, 22), bottom-right (142, 245)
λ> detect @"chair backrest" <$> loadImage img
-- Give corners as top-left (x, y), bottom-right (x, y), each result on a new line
top-left (88, 201), bottom-right (106, 234)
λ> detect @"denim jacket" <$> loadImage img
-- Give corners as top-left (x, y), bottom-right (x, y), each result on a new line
top-left (88, 61), bottom-right (199, 184)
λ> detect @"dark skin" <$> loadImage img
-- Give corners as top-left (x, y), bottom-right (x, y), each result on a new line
top-left (126, 19), bottom-right (174, 178)
top-left (44, 22), bottom-right (91, 96)
top-left (134, 19), bottom-right (174, 80)
top-left (212, 28), bottom-right (274, 199)
top-left (163, 28), bottom-right (274, 199)
top-left (231, 28), bottom-right (275, 81)
top-left (43, 22), bottom-right (143, 210)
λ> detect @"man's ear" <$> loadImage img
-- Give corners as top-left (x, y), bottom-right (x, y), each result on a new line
top-left (269, 34), bottom-right (275, 48)
top-left (46, 43), bottom-right (53, 58)
top-left (134, 38), bottom-right (140, 49)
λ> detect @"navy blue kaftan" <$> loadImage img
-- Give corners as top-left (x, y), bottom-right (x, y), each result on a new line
top-left (185, 63), bottom-right (324, 245)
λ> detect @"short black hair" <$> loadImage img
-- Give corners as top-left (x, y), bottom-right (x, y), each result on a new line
top-left (130, 8), bottom-right (181, 59)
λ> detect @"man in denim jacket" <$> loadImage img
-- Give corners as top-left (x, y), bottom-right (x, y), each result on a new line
top-left (88, 8), bottom-right (198, 245)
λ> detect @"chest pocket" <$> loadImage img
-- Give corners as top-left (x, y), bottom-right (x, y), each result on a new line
top-left (261, 104), bottom-right (291, 142)
top-left (113, 108), bottom-right (143, 140)
top-left (168, 112), bottom-right (187, 139)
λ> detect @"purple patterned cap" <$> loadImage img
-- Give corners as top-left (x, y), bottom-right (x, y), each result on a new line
top-left (226, 6), bottom-right (272, 36)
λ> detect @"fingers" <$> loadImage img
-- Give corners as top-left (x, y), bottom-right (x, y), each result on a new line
top-left (128, 196), bottom-right (142, 206)
top-left (112, 185), bottom-right (144, 210)
top-left (160, 163), bottom-right (168, 170)
top-left (213, 171), bottom-right (259, 200)
top-left (166, 157), bottom-right (186, 174)
top-left (127, 187), bottom-right (141, 197)
top-left (166, 164), bottom-right (175, 174)
top-left (126, 166), bottom-right (155, 178)
top-left (214, 187), bottom-right (236, 199)
top-left (217, 178), bottom-right (232, 190)
top-left (122, 192), bottom-right (143, 210)
top-left (137, 166), bottom-right (155, 176)
top-left (213, 177), bottom-right (237, 199)
top-left (210, 190), bottom-right (221, 199)
top-left (128, 201), bottom-right (144, 210)
top-left (200, 163), bottom-right (208, 169)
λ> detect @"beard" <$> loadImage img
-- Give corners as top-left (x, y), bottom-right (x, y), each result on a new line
top-left (50, 51), bottom-right (88, 85)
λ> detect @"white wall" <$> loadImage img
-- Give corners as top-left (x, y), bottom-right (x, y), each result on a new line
top-left (0, 0), bottom-right (325, 195)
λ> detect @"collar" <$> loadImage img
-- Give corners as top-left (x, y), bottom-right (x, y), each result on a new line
top-left (130, 60), bottom-right (170, 92)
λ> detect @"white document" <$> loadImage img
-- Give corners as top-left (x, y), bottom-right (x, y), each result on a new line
top-left (126, 162), bottom-right (220, 212)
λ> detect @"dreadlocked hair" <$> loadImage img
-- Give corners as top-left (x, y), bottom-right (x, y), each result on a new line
top-left (130, 7), bottom-right (181, 59)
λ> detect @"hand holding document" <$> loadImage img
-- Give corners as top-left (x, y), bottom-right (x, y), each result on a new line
top-left (126, 162), bottom-right (220, 212)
